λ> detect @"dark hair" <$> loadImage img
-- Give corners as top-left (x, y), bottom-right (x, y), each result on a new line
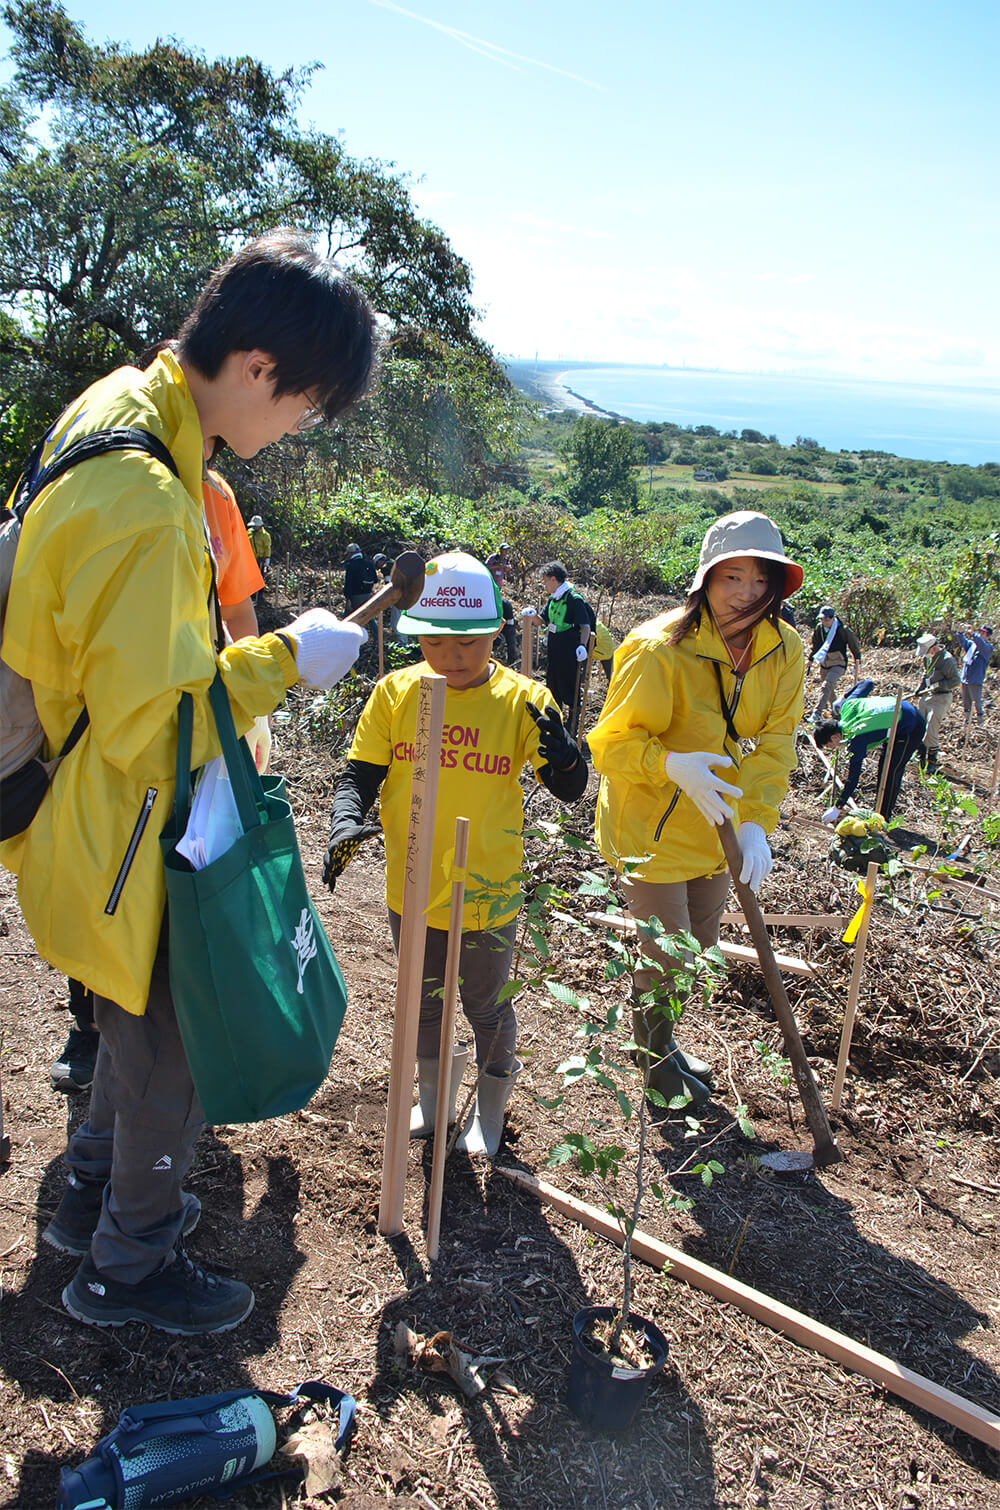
top-left (541, 561), bottom-right (567, 582)
top-left (667, 558), bottom-right (786, 647)
top-left (176, 229), bottom-right (378, 422)
top-left (813, 718), bottom-right (841, 748)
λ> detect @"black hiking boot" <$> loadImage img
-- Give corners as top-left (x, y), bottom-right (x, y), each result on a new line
top-left (49, 1026), bottom-right (100, 1093)
top-left (62, 1245), bottom-right (253, 1335)
top-left (43, 1174), bottom-right (201, 1256)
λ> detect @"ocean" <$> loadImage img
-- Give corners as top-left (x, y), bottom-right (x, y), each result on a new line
top-left (531, 364), bottom-right (1000, 468)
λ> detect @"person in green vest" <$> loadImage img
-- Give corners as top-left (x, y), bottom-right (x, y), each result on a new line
top-left (814, 693), bottom-right (926, 820)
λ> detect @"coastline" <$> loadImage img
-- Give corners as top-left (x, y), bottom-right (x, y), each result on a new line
top-left (504, 360), bottom-right (616, 418)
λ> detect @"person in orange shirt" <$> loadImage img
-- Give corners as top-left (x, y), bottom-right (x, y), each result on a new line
top-left (202, 468), bottom-right (264, 638)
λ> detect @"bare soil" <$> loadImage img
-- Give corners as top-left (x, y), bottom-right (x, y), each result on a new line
top-left (1, 632), bottom-right (999, 1510)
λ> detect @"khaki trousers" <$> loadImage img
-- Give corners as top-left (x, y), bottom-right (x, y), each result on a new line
top-left (623, 871), bottom-right (731, 1002)
top-left (917, 690), bottom-right (953, 752)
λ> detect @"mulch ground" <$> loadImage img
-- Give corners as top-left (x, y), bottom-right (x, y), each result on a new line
top-left (1, 623), bottom-right (999, 1510)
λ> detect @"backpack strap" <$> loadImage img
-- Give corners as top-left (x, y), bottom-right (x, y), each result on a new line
top-left (11, 426), bottom-right (180, 522)
top-left (8, 425), bottom-right (183, 762)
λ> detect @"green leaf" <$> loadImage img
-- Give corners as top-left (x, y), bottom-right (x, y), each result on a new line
top-left (546, 979), bottom-right (580, 1008)
top-left (616, 1090), bottom-right (634, 1119)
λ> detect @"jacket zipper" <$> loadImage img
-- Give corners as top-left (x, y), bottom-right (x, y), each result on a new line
top-left (104, 787), bottom-right (157, 915)
top-left (654, 789), bottom-right (680, 842)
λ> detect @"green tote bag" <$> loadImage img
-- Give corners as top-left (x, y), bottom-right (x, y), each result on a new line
top-left (160, 672), bottom-right (347, 1124)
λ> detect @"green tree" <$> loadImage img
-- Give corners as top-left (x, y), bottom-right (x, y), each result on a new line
top-left (561, 416), bottom-right (641, 516)
top-left (0, 1), bottom-right (515, 486)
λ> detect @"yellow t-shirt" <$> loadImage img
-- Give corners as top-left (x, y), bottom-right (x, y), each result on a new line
top-left (349, 661), bottom-right (557, 931)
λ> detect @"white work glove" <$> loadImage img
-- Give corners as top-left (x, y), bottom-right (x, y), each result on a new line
top-left (814, 648), bottom-right (827, 665)
top-left (246, 715), bottom-right (271, 773)
top-left (575, 643), bottom-right (588, 662)
top-left (822, 805), bottom-right (840, 825)
top-left (737, 821), bottom-right (771, 892)
top-left (521, 605), bottom-right (537, 617)
top-left (664, 750), bottom-right (743, 825)
top-left (283, 607), bottom-right (365, 688)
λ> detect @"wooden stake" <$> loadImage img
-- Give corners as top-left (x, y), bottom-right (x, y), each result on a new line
top-left (577, 644), bottom-right (597, 741)
top-left (717, 819), bottom-right (841, 1165)
top-left (426, 817), bottom-right (469, 1261)
top-left (830, 695), bottom-right (902, 1111)
top-left (874, 691), bottom-right (903, 816)
top-left (990, 734), bottom-right (1000, 802)
top-left (520, 614), bottom-right (533, 675)
top-left (961, 711), bottom-right (973, 760)
top-left (499, 1168), bottom-right (1000, 1453)
top-left (377, 613), bottom-right (384, 679)
top-left (378, 673), bottom-right (447, 1236)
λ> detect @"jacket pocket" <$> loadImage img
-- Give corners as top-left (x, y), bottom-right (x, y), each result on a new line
top-left (104, 787), bottom-right (157, 915)
top-left (653, 789), bottom-right (681, 842)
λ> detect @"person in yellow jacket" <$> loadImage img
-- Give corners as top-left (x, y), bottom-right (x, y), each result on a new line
top-left (2, 230), bottom-right (376, 1334)
top-left (588, 511), bottom-right (804, 1105)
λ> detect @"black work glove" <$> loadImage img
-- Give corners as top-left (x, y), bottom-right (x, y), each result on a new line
top-left (322, 819), bottom-right (381, 889)
top-left (526, 701), bottom-right (579, 771)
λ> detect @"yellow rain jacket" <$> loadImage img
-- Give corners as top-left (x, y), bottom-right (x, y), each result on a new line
top-left (0, 351), bottom-right (298, 1013)
top-left (590, 607), bottom-right (804, 883)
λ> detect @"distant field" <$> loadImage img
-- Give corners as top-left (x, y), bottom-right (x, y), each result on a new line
top-left (647, 464), bottom-right (847, 496)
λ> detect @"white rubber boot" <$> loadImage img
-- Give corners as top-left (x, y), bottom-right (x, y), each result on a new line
top-left (456, 1059), bottom-right (522, 1156)
top-left (409, 1043), bottom-right (470, 1139)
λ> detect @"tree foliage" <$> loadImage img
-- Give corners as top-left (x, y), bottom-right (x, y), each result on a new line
top-left (561, 416), bottom-right (641, 516)
top-left (0, 1), bottom-right (519, 491)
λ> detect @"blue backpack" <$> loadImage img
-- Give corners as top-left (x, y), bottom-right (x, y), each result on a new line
top-left (57, 1379), bottom-right (355, 1510)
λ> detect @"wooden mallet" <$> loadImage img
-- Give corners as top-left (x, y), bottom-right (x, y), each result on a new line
top-left (344, 551), bottom-right (424, 629)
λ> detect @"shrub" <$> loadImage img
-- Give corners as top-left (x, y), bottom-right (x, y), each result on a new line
top-left (840, 576), bottom-right (901, 642)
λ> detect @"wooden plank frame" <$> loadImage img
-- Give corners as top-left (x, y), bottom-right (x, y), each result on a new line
top-left (500, 1168), bottom-right (1000, 1452)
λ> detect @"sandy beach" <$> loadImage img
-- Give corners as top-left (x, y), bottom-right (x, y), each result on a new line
top-left (504, 359), bottom-right (614, 417)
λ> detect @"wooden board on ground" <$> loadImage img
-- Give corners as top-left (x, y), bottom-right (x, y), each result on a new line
top-left (500, 1167), bottom-right (1000, 1453)
top-left (585, 911), bottom-right (815, 976)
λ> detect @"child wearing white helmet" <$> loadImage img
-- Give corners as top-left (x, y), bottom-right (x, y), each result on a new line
top-left (322, 551), bottom-right (589, 1155)
top-left (588, 511), bottom-right (805, 1106)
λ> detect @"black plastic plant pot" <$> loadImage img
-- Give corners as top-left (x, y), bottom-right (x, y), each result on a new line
top-left (567, 1305), bottom-right (669, 1433)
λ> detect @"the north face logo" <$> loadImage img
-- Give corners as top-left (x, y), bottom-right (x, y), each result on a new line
top-left (290, 908), bottom-right (317, 994)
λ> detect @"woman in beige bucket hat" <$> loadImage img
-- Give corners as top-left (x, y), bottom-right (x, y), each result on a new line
top-left (588, 512), bottom-right (805, 1104)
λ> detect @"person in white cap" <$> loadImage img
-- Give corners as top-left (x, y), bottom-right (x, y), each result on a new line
top-left (321, 551), bottom-right (589, 1156)
top-left (588, 511), bottom-right (804, 1105)
top-left (912, 632), bottom-right (960, 773)
top-left (247, 514), bottom-right (271, 572)
top-left (807, 604), bottom-right (861, 722)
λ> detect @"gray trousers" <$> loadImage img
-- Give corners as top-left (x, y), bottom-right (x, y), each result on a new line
top-left (623, 871), bottom-right (730, 1003)
top-left (961, 682), bottom-right (985, 722)
top-left (66, 940), bottom-right (204, 1284)
top-left (388, 911), bottom-right (517, 1073)
top-left (812, 661), bottom-right (845, 719)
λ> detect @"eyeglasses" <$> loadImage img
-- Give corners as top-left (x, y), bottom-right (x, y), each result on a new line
top-left (295, 402), bottom-right (326, 433)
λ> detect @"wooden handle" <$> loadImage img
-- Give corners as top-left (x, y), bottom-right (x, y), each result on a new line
top-left (344, 580), bottom-right (405, 627)
top-left (717, 819), bottom-right (841, 1166)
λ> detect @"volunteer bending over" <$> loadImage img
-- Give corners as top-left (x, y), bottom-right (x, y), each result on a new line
top-left (588, 511), bottom-right (805, 1105)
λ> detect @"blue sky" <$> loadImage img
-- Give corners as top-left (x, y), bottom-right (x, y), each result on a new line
top-left (5, 1), bottom-right (999, 385)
